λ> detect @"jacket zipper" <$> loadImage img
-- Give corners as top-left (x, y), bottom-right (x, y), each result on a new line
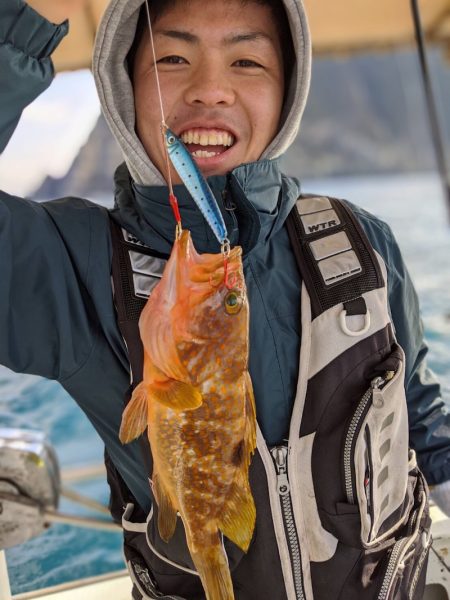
top-left (271, 446), bottom-right (305, 600)
top-left (408, 532), bottom-right (432, 599)
top-left (222, 187), bottom-right (237, 212)
top-left (377, 537), bottom-right (408, 600)
top-left (364, 426), bottom-right (375, 538)
top-left (343, 371), bottom-right (395, 505)
top-left (377, 491), bottom-right (427, 600)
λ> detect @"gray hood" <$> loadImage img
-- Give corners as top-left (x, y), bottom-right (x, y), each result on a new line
top-left (93, 0), bottom-right (311, 186)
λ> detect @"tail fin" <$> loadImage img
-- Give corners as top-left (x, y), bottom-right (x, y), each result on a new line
top-left (191, 536), bottom-right (235, 600)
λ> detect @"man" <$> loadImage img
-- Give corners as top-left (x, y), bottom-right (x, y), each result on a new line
top-left (1, 0), bottom-right (449, 598)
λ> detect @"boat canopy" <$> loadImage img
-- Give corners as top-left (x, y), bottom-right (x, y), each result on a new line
top-left (49, 0), bottom-right (450, 71)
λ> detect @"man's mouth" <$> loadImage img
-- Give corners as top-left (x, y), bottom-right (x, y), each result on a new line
top-left (180, 128), bottom-right (236, 158)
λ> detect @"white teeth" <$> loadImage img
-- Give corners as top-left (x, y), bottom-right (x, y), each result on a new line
top-left (180, 129), bottom-right (235, 147)
top-left (192, 150), bottom-right (219, 158)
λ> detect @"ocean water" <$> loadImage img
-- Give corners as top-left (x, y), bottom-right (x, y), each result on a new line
top-left (1, 172), bottom-right (450, 594)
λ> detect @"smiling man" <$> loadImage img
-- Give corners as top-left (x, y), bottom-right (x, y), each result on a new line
top-left (1, 0), bottom-right (450, 599)
top-left (132, 0), bottom-right (285, 180)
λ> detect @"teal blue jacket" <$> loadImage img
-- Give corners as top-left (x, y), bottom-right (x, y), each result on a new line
top-left (1, 0), bottom-right (449, 513)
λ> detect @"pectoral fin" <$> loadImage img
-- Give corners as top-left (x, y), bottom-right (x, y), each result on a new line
top-left (150, 379), bottom-right (202, 411)
top-left (153, 472), bottom-right (177, 542)
top-left (119, 381), bottom-right (148, 444)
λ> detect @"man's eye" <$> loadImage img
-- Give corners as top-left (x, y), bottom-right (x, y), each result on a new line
top-left (233, 59), bottom-right (262, 68)
top-left (157, 55), bottom-right (188, 65)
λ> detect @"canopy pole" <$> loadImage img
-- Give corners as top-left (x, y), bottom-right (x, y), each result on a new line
top-left (410, 0), bottom-right (450, 217)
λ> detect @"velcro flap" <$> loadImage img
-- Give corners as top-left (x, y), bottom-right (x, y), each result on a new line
top-left (317, 250), bottom-right (362, 286)
top-left (129, 251), bottom-right (166, 277)
top-left (309, 231), bottom-right (351, 261)
top-left (297, 196), bottom-right (332, 215)
top-left (301, 209), bottom-right (341, 236)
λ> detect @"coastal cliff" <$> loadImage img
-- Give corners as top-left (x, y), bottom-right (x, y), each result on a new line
top-left (34, 50), bottom-right (450, 199)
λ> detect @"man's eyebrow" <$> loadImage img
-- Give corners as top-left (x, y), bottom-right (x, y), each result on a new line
top-left (157, 30), bottom-right (199, 44)
top-left (224, 32), bottom-right (274, 45)
top-left (156, 30), bottom-right (274, 46)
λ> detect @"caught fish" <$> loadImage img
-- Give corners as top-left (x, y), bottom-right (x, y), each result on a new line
top-left (119, 229), bottom-right (256, 600)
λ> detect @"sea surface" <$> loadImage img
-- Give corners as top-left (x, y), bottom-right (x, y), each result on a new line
top-left (2, 172), bottom-right (450, 594)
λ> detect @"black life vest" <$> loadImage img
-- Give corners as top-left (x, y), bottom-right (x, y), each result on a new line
top-left (107, 196), bottom-right (431, 600)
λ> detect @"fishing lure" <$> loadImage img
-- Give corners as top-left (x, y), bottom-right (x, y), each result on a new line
top-left (164, 128), bottom-right (228, 246)
top-left (141, 2), bottom-right (229, 250)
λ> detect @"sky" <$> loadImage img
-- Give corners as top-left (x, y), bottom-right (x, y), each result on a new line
top-left (0, 70), bottom-right (101, 197)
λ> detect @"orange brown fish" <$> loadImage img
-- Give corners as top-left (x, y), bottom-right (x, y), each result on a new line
top-left (119, 230), bottom-right (256, 600)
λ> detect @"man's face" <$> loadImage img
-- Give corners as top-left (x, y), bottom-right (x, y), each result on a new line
top-left (133, 0), bottom-right (285, 182)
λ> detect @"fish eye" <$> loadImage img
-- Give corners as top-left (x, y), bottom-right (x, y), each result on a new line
top-left (224, 290), bottom-right (243, 315)
top-left (167, 135), bottom-right (176, 145)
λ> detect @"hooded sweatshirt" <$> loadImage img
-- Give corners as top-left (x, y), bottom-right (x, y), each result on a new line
top-left (0, 0), bottom-right (449, 523)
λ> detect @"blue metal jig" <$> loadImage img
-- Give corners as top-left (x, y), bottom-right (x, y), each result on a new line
top-left (164, 128), bottom-right (228, 245)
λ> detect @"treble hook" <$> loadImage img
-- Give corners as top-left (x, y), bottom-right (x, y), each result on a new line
top-left (221, 239), bottom-right (242, 290)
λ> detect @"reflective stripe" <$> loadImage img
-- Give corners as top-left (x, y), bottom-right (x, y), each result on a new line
top-left (129, 251), bottom-right (166, 277)
top-left (317, 250), bottom-right (362, 285)
top-left (297, 197), bottom-right (332, 215)
top-left (132, 273), bottom-right (160, 299)
top-left (309, 231), bottom-right (352, 261)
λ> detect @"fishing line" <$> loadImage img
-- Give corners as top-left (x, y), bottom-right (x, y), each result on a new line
top-left (144, 0), bottom-right (182, 234)
top-left (142, 0), bottom-right (229, 254)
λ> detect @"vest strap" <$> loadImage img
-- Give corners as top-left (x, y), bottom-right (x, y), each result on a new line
top-left (110, 219), bottom-right (168, 385)
top-left (286, 196), bottom-right (384, 319)
top-left (109, 218), bottom-right (164, 480)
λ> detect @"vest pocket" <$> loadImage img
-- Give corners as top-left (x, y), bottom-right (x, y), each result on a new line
top-left (331, 472), bottom-right (431, 600)
top-left (375, 475), bottom-right (431, 600)
top-left (344, 345), bottom-right (412, 546)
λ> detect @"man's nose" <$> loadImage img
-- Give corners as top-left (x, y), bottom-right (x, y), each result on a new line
top-left (184, 64), bottom-right (235, 107)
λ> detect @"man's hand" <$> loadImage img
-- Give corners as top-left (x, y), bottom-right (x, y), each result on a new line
top-left (26, 0), bottom-right (88, 24)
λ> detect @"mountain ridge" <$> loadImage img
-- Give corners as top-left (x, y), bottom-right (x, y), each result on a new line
top-left (34, 50), bottom-right (450, 200)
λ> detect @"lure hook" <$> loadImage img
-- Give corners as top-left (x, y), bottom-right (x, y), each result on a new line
top-left (221, 239), bottom-right (240, 290)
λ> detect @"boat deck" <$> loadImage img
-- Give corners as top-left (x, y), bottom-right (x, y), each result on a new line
top-left (1, 507), bottom-right (449, 600)
top-left (11, 571), bottom-right (131, 600)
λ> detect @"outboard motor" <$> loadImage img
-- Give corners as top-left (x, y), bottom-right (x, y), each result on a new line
top-left (0, 427), bottom-right (60, 549)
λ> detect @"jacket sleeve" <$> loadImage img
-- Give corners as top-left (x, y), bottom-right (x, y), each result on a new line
top-left (381, 221), bottom-right (450, 486)
top-left (0, 0), bottom-right (68, 152)
top-left (0, 2), bottom-right (97, 381)
top-left (0, 193), bottom-right (102, 381)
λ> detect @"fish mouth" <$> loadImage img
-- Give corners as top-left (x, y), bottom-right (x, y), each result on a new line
top-left (178, 127), bottom-right (237, 160)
